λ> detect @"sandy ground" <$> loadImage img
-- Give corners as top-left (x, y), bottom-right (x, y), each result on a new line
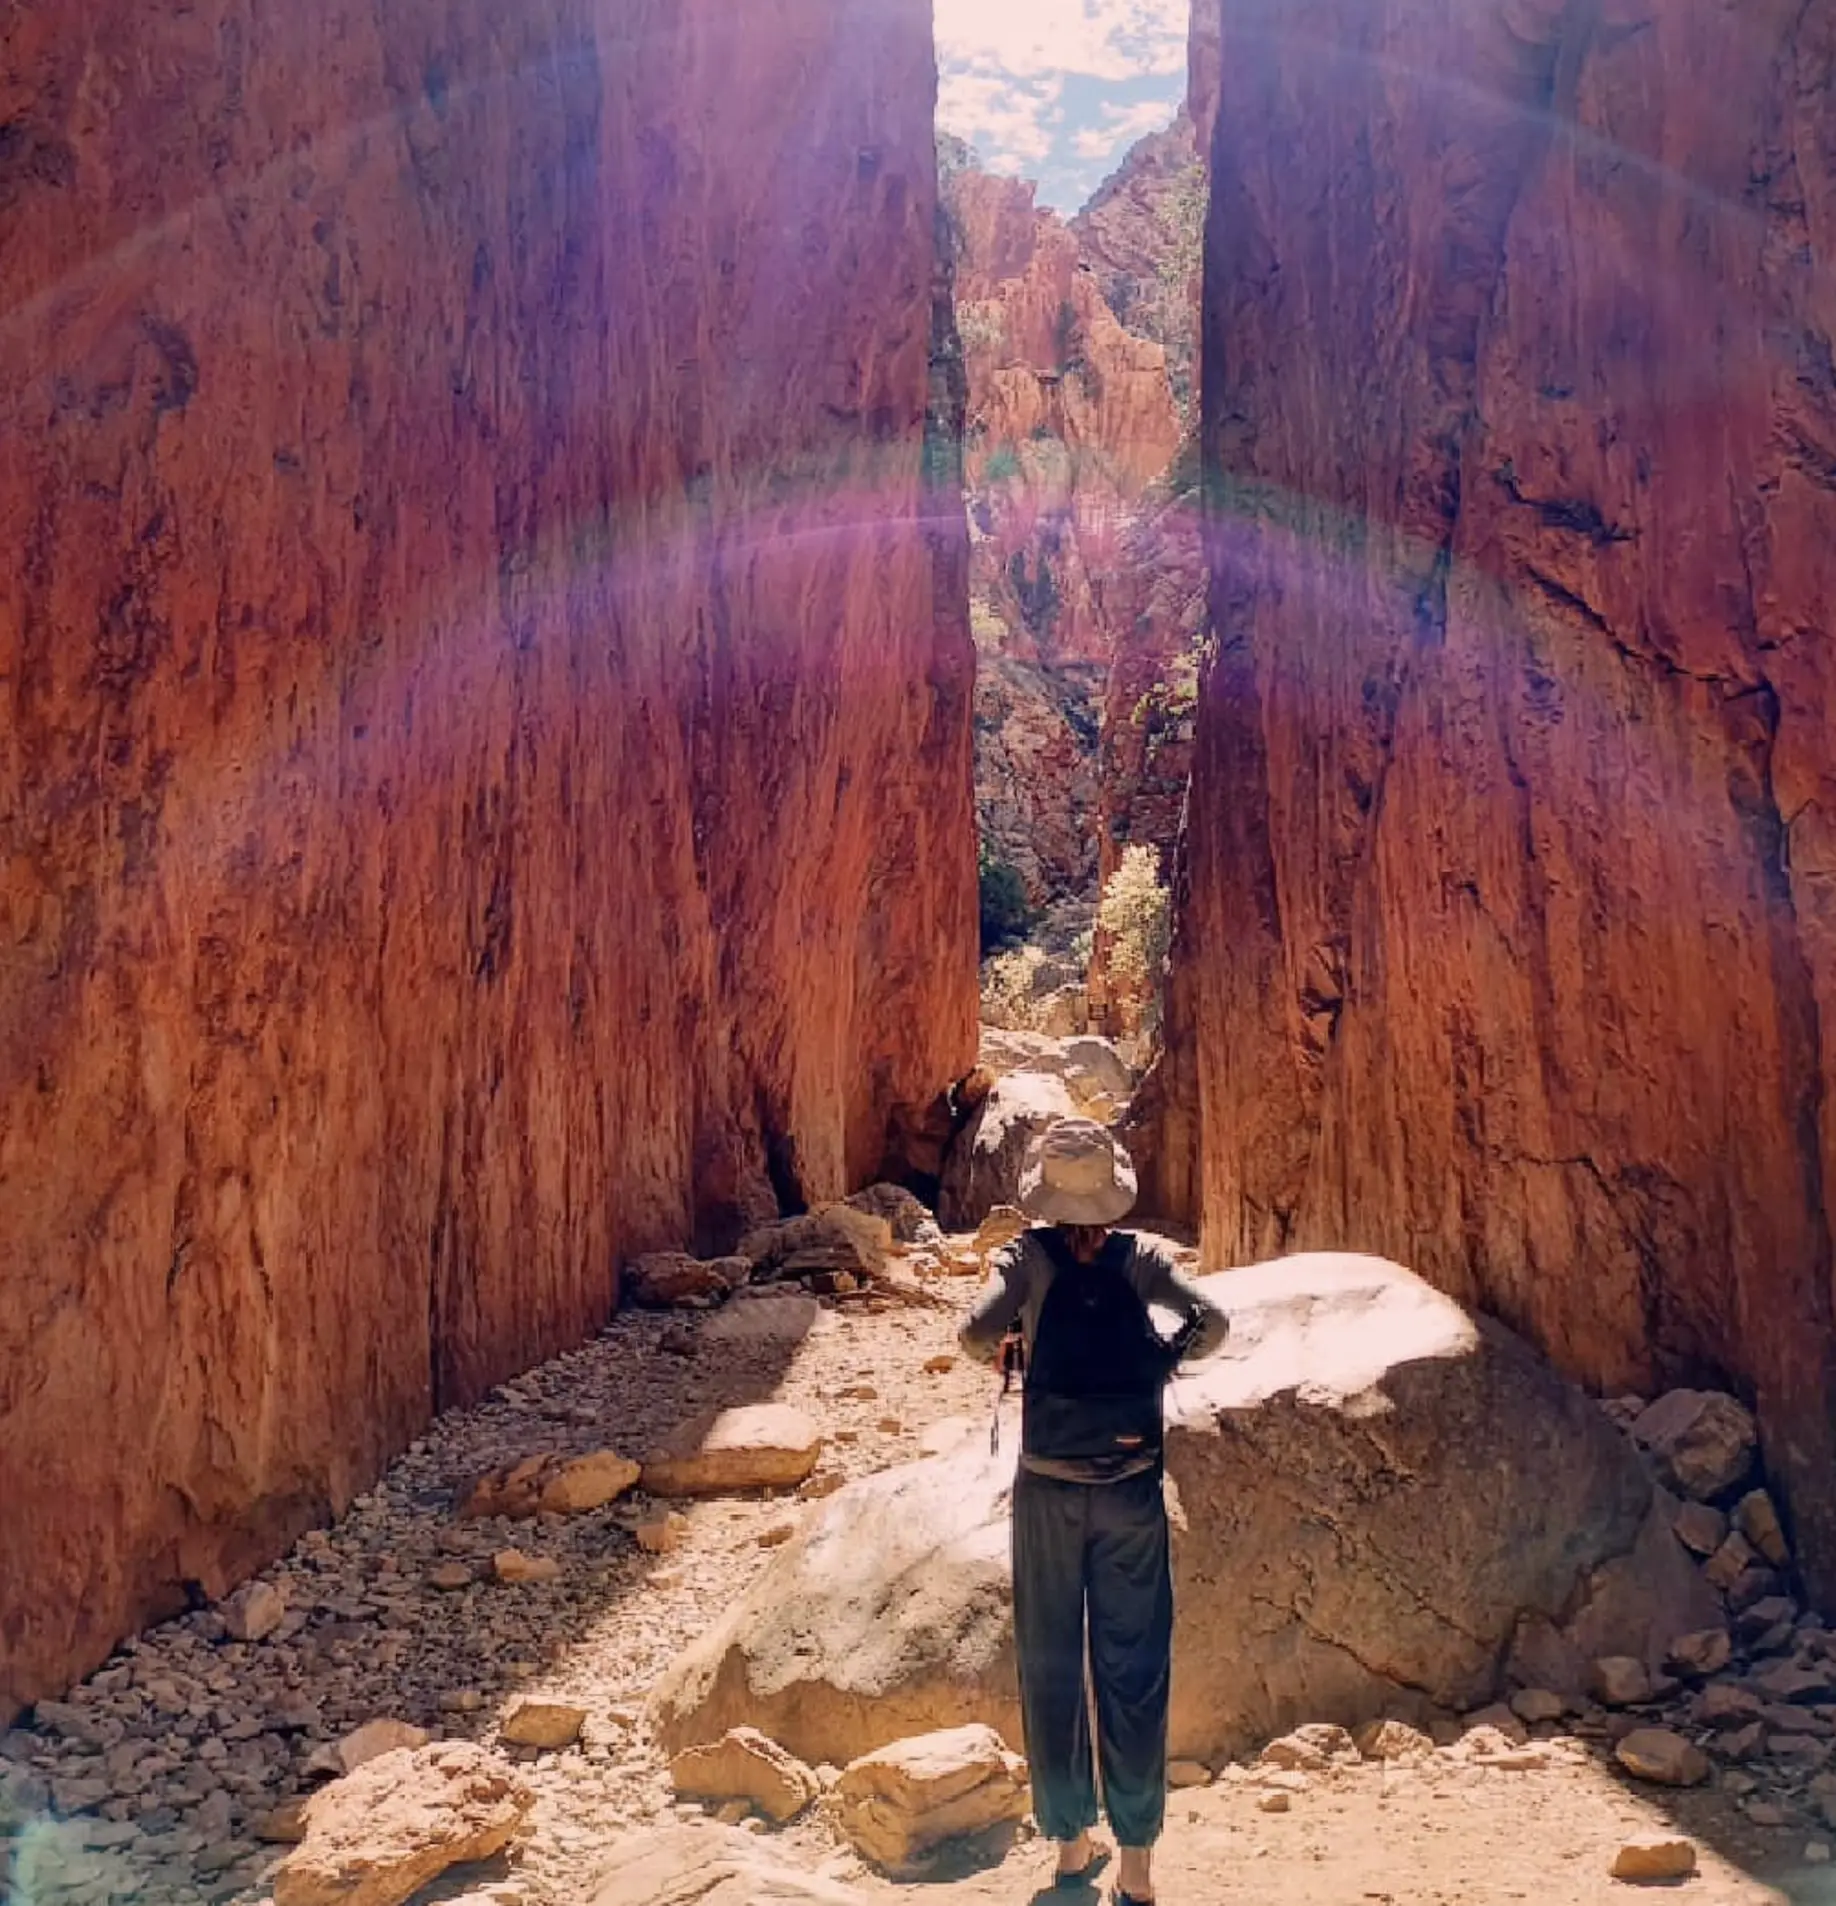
top-left (7, 1232), bottom-right (1835, 1906)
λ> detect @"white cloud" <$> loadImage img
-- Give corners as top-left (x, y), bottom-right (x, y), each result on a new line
top-left (935, 0), bottom-right (1187, 210)
top-left (1069, 96), bottom-right (1181, 159)
top-left (939, 68), bottom-right (1064, 167)
top-left (934, 0), bottom-right (1187, 85)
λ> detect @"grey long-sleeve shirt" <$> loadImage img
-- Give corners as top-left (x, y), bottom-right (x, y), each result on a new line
top-left (958, 1227), bottom-right (1231, 1371)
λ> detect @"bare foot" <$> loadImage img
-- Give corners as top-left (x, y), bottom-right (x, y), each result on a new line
top-left (1117, 1843), bottom-right (1154, 1900)
top-left (1054, 1831), bottom-right (1098, 1878)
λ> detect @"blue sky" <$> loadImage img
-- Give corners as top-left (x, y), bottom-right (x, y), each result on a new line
top-left (935, 0), bottom-right (1189, 214)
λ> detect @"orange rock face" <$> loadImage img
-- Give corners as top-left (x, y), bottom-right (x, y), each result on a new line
top-left (1153, 0), bottom-right (1836, 1602)
top-left (947, 147), bottom-right (1198, 907)
top-left (1073, 114), bottom-right (1209, 924)
top-left (1072, 112), bottom-right (1206, 423)
top-left (0, 0), bottom-right (976, 1717)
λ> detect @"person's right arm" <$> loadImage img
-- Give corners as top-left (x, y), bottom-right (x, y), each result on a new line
top-left (958, 1242), bottom-right (1031, 1363)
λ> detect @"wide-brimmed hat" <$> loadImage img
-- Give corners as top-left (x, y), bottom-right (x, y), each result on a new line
top-left (1017, 1118), bottom-right (1139, 1227)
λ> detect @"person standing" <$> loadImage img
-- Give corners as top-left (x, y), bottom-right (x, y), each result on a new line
top-left (959, 1118), bottom-right (1229, 1905)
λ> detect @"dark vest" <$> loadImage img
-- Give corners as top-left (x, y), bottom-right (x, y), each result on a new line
top-left (1021, 1230), bottom-right (1169, 1466)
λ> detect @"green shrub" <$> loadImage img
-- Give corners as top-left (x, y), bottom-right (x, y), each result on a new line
top-left (978, 846), bottom-right (1032, 953)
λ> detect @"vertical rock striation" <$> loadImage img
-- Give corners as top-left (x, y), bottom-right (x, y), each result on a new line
top-left (946, 139), bottom-right (1204, 917)
top-left (1153, 0), bottom-right (1836, 1602)
top-left (0, 0), bottom-right (976, 1717)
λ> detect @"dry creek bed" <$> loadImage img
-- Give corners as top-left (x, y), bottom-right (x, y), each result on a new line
top-left (2, 1236), bottom-right (1832, 1906)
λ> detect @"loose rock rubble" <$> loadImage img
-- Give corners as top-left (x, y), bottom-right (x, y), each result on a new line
top-left (0, 1223), bottom-right (1826, 1906)
top-left (670, 1729), bottom-right (820, 1824)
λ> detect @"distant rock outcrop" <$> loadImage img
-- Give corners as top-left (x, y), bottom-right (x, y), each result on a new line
top-left (945, 129), bottom-right (1204, 915)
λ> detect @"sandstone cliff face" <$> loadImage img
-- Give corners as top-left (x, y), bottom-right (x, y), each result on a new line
top-left (947, 148), bottom-right (1199, 911)
top-left (1071, 112), bottom-right (1207, 422)
top-left (0, 0), bottom-right (976, 1719)
top-left (1155, 0), bottom-right (1836, 1602)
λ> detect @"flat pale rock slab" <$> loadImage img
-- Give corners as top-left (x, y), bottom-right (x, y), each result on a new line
top-left (274, 1742), bottom-right (533, 1906)
top-left (833, 1725), bottom-right (1027, 1875)
top-left (642, 1406), bottom-right (822, 1496)
top-left (338, 1720), bottom-right (429, 1775)
top-left (702, 1292), bottom-right (821, 1348)
top-left (587, 1825), bottom-right (868, 1904)
top-left (670, 1727), bottom-right (819, 1822)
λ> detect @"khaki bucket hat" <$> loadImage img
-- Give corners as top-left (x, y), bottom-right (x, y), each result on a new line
top-left (1017, 1118), bottom-right (1139, 1227)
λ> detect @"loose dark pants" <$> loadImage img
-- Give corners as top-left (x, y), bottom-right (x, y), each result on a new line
top-left (1011, 1464), bottom-right (1172, 1848)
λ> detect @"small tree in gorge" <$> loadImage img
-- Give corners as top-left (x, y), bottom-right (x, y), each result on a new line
top-left (978, 842), bottom-right (1032, 953)
top-left (1096, 845), bottom-right (1171, 1038)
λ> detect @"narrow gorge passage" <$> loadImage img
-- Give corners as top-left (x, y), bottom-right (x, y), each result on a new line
top-left (0, 1240), bottom-right (1811, 1906)
top-left (7, 0), bottom-right (1836, 1903)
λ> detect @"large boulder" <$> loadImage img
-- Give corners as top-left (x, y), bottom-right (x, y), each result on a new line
top-left (651, 1254), bottom-right (1716, 1765)
top-left (700, 1290), bottom-right (822, 1349)
top-left (1062, 1035), bottom-right (1135, 1106)
top-left (976, 1028), bottom-right (1064, 1077)
top-left (587, 1825), bottom-right (869, 1905)
top-left (650, 1439), bottom-right (1019, 1765)
top-left (937, 1071), bottom-right (1077, 1230)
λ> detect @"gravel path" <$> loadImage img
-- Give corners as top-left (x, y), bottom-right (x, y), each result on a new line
top-left (0, 1238), bottom-right (1826, 1906)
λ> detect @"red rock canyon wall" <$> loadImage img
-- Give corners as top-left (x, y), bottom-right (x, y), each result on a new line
top-left (0, 0), bottom-right (976, 1718)
top-left (1152, 0), bottom-right (1836, 1601)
